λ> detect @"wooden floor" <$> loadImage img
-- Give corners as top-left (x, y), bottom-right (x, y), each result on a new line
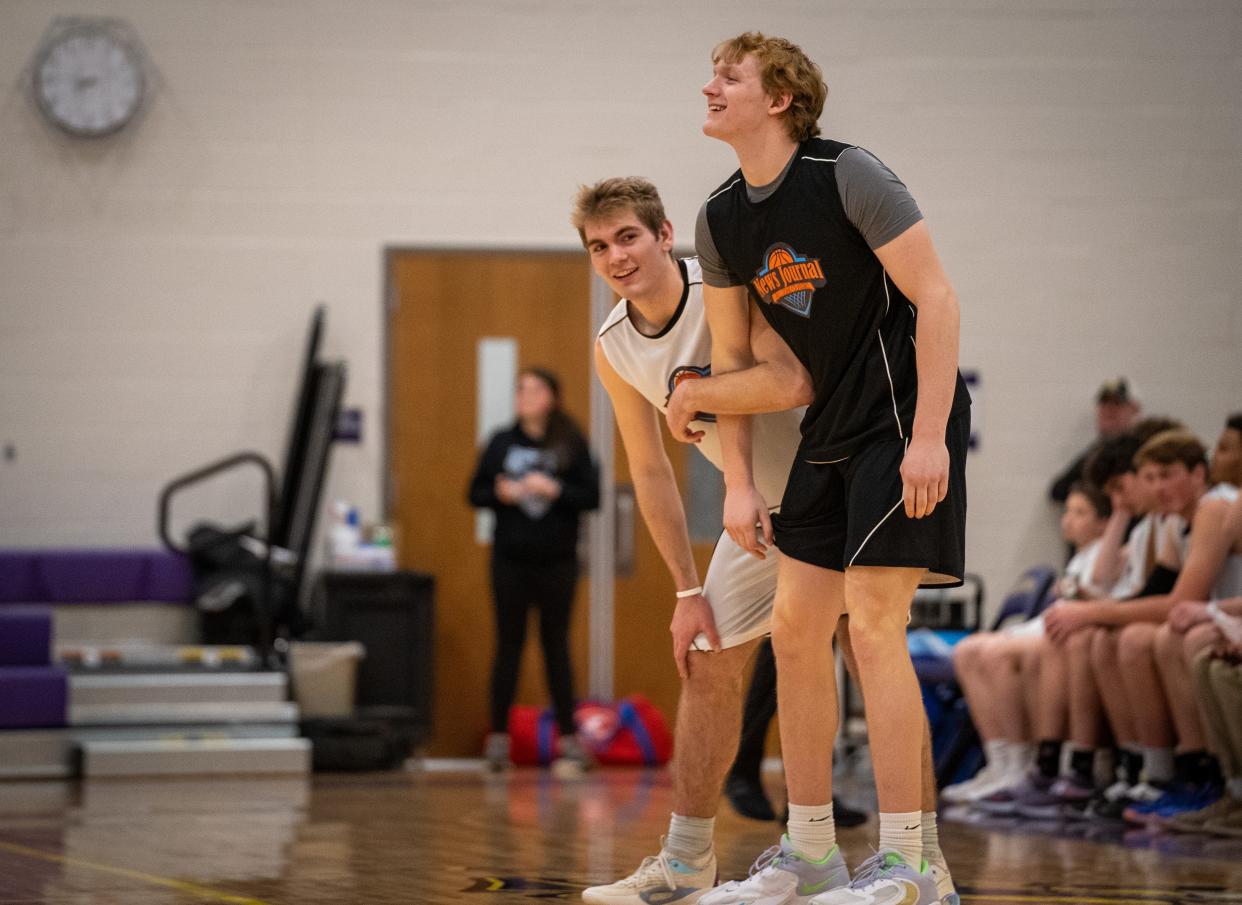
top-left (0, 767), bottom-right (1240, 904)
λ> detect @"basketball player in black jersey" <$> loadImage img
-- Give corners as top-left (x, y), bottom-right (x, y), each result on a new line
top-left (675, 33), bottom-right (971, 905)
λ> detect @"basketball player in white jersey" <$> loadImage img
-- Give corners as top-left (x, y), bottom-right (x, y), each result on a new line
top-left (571, 178), bottom-right (957, 905)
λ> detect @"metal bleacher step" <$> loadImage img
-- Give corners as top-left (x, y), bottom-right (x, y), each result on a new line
top-left (80, 737), bottom-right (311, 777)
top-left (0, 723), bottom-right (300, 779)
top-left (69, 672), bottom-right (288, 707)
top-left (69, 700), bottom-right (300, 726)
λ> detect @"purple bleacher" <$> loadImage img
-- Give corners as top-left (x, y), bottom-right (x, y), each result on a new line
top-left (0, 608), bottom-right (53, 667)
top-left (0, 666), bottom-right (68, 729)
top-left (0, 550), bottom-right (192, 605)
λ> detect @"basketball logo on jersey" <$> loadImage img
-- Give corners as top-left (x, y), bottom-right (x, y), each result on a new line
top-left (751, 242), bottom-right (826, 318)
top-left (665, 365), bottom-right (717, 423)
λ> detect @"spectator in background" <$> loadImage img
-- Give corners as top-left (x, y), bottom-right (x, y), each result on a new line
top-left (1049, 378), bottom-right (1141, 505)
top-left (468, 368), bottom-right (600, 774)
top-left (943, 482), bottom-right (1112, 807)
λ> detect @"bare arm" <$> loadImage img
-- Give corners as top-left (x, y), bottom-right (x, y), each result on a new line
top-left (1089, 501), bottom-right (1132, 596)
top-left (699, 283), bottom-right (772, 557)
top-left (595, 342), bottom-right (721, 675)
top-left (671, 299), bottom-right (812, 417)
top-left (1047, 497), bottom-right (1234, 637)
top-left (874, 220), bottom-right (960, 519)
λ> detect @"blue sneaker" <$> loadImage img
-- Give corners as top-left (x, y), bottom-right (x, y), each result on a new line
top-left (1147, 783), bottom-right (1222, 826)
top-left (810, 850), bottom-right (939, 905)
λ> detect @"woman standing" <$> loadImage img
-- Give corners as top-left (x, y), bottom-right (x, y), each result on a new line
top-left (468, 368), bottom-right (599, 773)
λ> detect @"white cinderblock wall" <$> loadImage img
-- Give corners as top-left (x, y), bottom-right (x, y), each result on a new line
top-left (1, 0), bottom-right (1239, 619)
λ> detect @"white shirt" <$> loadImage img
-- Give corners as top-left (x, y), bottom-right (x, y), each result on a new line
top-left (597, 258), bottom-right (804, 505)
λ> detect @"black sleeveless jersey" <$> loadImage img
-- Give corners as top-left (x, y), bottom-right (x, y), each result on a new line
top-left (703, 137), bottom-right (971, 460)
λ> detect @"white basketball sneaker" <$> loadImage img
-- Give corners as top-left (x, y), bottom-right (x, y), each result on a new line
top-left (810, 849), bottom-right (940, 905)
top-left (582, 840), bottom-right (717, 905)
top-left (700, 836), bottom-right (849, 905)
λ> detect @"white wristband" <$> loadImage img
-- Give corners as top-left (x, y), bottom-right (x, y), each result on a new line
top-left (675, 586), bottom-right (704, 599)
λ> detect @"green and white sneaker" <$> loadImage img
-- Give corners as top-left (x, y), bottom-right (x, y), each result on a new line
top-left (700, 836), bottom-right (849, 905)
top-left (583, 841), bottom-right (716, 905)
top-left (810, 850), bottom-right (940, 905)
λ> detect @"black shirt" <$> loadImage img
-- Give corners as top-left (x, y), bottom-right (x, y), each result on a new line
top-left (468, 423), bottom-right (599, 561)
top-left (701, 137), bottom-right (971, 460)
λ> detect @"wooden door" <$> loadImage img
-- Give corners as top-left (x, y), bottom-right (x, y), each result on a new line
top-left (388, 250), bottom-right (717, 757)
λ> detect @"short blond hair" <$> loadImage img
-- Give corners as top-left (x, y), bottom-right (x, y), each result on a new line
top-left (712, 32), bottom-right (827, 142)
top-left (1134, 429), bottom-right (1208, 473)
top-left (571, 177), bottom-right (667, 246)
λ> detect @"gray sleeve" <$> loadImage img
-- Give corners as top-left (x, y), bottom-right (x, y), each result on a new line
top-left (695, 202), bottom-right (744, 288)
top-left (835, 148), bottom-right (924, 249)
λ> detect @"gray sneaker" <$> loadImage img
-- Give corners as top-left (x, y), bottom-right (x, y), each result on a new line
top-left (810, 849), bottom-right (939, 905)
top-left (700, 836), bottom-right (849, 905)
top-left (484, 732), bottom-right (510, 772)
top-left (552, 734), bottom-right (594, 778)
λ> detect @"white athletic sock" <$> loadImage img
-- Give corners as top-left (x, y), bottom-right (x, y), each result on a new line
top-left (878, 811), bottom-right (924, 868)
top-left (665, 813), bottom-right (714, 860)
top-left (1005, 741), bottom-right (1034, 774)
top-left (787, 802), bottom-right (836, 861)
top-left (1227, 777), bottom-right (1242, 800)
top-left (921, 811), bottom-right (945, 869)
top-left (1142, 746), bottom-right (1175, 783)
top-left (983, 739), bottom-right (1008, 772)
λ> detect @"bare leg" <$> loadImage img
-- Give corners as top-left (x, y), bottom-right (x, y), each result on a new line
top-left (772, 556), bottom-right (846, 806)
top-left (1154, 622), bottom-right (1206, 753)
top-left (1092, 628), bottom-right (1136, 745)
top-left (673, 640), bottom-right (760, 816)
top-left (981, 636), bottom-right (1039, 742)
top-left (1034, 636), bottom-right (1070, 741)
top-left (953, 634), bottom-right (1009, 741)
top-left (1118, 622), bottom-right (1174, 748)
top-left (1067, 628), bottom-right (1104, 748)
top-left (844, 565), bottom-right (925, 812)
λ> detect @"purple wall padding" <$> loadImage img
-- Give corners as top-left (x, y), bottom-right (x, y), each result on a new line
top-left (0, 554), bottom-right (40, 603)
top-left (0, 608), bottom-right (53, 667)
top-left (0, 550), bottom-right (192, 605)
top-left (0, 666), bottom-right (68, 729)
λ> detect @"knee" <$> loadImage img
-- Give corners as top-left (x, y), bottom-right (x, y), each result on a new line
top-left (952, 634), bottom-right (986, 671)
top-left (683, 649), bottom-right (747, 696)
top-left (1117, 624), bottom-right (1156, 668)
top-left (1153, 623), bottom-right (1181, 660)
top-left (1067, 628), bottom-right (1094, 657)
top-left (843, 606), bottom-right (910, 668)
top-left (771, 606), bottom-right (832, 662)
top-left (1091, 628), bottom-right (1117, 662)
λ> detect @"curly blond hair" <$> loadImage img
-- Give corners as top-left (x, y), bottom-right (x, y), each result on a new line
top-left (712, 32), bottom-right (827, 142)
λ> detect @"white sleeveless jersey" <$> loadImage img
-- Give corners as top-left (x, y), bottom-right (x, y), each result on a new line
top-left (596, 258), bottom-right (804, 505)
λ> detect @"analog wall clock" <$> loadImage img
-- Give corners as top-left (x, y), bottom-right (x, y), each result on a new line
top-left (32, 20), bottom-right (147, 138)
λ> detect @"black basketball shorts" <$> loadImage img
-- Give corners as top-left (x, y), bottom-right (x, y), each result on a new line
top-left (773, 410), bottom-right (969, 588)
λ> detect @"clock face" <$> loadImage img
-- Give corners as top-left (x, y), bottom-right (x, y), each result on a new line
top-left (34, 26), bottom-right (144, 138)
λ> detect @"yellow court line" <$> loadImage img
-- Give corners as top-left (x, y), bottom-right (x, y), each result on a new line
top-left (0, 839), bottom-right (275, 905)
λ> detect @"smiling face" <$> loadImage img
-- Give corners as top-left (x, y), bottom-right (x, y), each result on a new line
top-left (582, 211), bottom-right (676, 301)
top-left (702, 53), bottom-right (788, 143)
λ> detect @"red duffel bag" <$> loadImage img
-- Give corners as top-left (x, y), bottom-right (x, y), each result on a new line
top-left (506, 695), bottom-right (673, 766)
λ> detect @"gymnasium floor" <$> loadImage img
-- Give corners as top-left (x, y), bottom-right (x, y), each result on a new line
top-left (1, 767), bottom-right (1240, 905)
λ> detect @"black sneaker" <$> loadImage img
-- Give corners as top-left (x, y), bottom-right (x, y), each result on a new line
top-left (833, 796), bottom-right (869, 828)
top-left (725, 775), bottom-right (776, 821)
